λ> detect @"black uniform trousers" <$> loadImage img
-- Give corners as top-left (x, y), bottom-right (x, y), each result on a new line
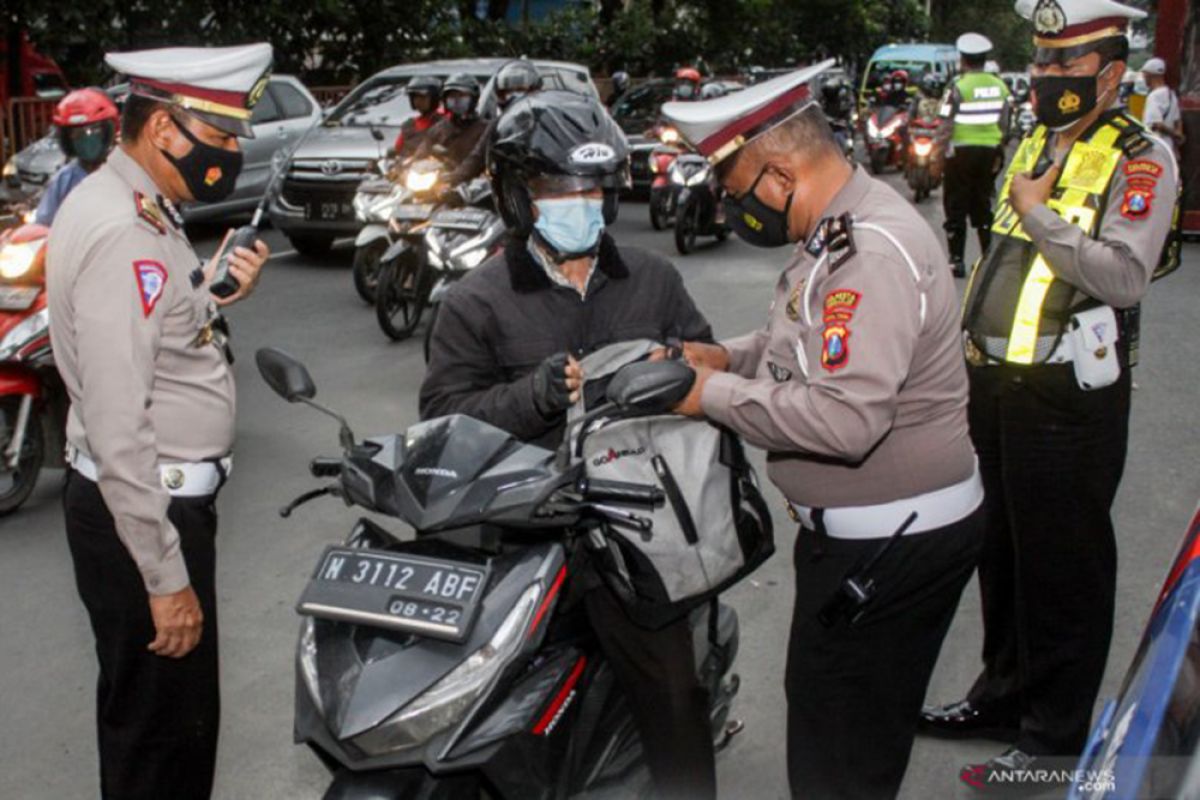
top-left (63, 469), bottom-right (220, 800)
top-left (965, 363), bottom-right (1130, 756)
top-left (786, 508), bottom-right (983, 799)
top-left (585, 585), bottom-right (716, 800)
top-left (943, 145), bottom-right (1003, 264)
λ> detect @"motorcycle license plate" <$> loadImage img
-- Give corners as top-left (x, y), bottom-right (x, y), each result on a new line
top-left (305, 201), bottom-right (353, 222)
top-left (0, 287), bottom-right (39, 311)
top-left (393, 203), bottom-right (436, 222)
top-left (297, 546), bottom-right (489, 643)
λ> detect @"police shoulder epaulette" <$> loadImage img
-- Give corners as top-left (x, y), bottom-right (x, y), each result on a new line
top-left (826, 212), bottom-right (857, 273)
top-left (1114, 117), bottom-right (1153, 158)
top-left (134, 191), bottom-right (168, 235)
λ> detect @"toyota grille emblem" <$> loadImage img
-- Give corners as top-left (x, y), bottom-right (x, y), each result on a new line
top-left (320, 160), bottom-right (342, 176)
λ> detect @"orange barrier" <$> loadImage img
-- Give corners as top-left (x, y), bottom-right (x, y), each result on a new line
top-left (2, 97), bottom-right (57, 161)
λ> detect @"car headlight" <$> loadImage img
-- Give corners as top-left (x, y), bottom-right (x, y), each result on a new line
top-left (0, 307), bottom-right (49, 360)
top-left (406, 169), bottom-right (439, 193)
top-left (297, 617), bottom-right (322, 714)
top-left (0, 242), bottom-right (38, 279)
top-left (686, 166), bottom-right (710, 187)
top-left (351, 582), bottom-right (540, 757)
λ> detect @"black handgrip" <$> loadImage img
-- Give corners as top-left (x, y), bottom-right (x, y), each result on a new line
top-left (309, 457), bottom-right (342, 477)
top-left (210, 225), bottom-right (259, 299)
top-left (578, 478), bottom-right (664, 508)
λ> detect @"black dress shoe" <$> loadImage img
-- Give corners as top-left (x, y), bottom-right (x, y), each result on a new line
top-left (918, 699), bottom-right (1020, 741)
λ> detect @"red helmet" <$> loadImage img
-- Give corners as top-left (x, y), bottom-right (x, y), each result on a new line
top-left (675, 67), bottom-right (702, 83)
top-left (52, 88), bottom-right (119, 128)
top-left (52, 89), bottom-right (119, 167)
top-left (889, 69), bottom-right (910, 85)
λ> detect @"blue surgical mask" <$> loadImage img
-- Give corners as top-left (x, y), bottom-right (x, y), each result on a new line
top-left (533, 196), bottom-right (605, 255)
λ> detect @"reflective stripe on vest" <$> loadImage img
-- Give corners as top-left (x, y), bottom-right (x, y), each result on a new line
top-left (987, 123), bottom-right (1122, 364)
top-left (951, 74), bottom-right (1008, 148)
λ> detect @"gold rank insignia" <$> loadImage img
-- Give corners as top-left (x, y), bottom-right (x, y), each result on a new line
top-left (964, 337), bottom-right (987, 367)
top-left (134, 191), bottom-right (168, 235)
top-left (785, 282), bottom-right (805, 320)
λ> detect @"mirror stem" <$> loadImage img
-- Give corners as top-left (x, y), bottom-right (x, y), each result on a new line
top-left (297, 397), bottom-right (357, 451)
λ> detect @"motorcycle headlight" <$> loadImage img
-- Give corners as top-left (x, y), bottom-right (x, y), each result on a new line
top-left (913, 140), bottom-right (933, 157)
top-left (297, 617), bottom-right (322, 714)
top-left (686, 166), bottom-right (710, 186)
top-left (0, 242), bottom-right (38, 279)
top-left (0, 307), bottom-right (48, 360)
top-left (406, 168), bottom-right (439, 193)
top-left (659, 127), bottom-right (680, 145)
top-left (867, 118), bottom-right (880, 138)
top-left (2, 157), bottom-right (15, 178)
top-left (351, 582), bottom-right (540, 757)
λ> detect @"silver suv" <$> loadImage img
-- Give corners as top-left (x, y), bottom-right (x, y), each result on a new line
top-left (267, 59), bottom-right (596, 256)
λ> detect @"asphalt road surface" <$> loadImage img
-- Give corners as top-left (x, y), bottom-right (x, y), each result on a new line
top-left (2, 167), bottom-right (1197, 800)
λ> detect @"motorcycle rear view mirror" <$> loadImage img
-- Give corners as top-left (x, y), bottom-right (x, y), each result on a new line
top-left (255, 347), bottom-right (357, 451)
top-left (606, 360), bottom-right (696, 415)
top-left (256, 347), bottom-right (316, 402)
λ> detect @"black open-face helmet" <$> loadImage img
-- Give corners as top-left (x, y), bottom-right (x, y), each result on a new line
top-left (442, 72), bottom-right (480, 120)
top-left (405, 74), bottom-right (443, 108)
top-left (487, 90), bottom-right (630, 235)
top-left (494, 59), bottom-right (544, 109)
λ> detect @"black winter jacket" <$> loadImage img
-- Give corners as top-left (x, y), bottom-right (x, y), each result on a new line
top-left (419, 234), bottom-right (713, 448)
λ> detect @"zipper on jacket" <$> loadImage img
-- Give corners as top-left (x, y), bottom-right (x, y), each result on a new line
top-left (653, 455), bottom-right (699, 545)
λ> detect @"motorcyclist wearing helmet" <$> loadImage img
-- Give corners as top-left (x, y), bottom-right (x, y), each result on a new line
top-left (877, 69), bottom-right (910, 108)
top-left (411, 72), bottom-right (488, 193)
top-left (442, 59), bottom-right (546, 195)
top-left (420, 93), bottom-right (714, 800)
top-left (606, 69), bottom-right (630, 108)
top-left (35, 88), bottom-right (120, 226)
top-left (393, 75), bottom-right (444, 159)
top-left (673, 67), bottom-right (703, 101)
top-left (912, 73), bottom-right (945, 125)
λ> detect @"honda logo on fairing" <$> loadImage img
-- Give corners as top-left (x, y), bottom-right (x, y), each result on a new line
top-left (591, 446), bottom-right (645, 467)
top-left (414, 467), bottom-right (458, 479)
top-left (321, 160), bottom-right (343, 176)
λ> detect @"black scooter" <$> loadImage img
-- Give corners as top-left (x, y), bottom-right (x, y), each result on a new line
top-left (672, 153), bottom-right (729, 255)
top-left (256, 349), bottom-right (744, 799)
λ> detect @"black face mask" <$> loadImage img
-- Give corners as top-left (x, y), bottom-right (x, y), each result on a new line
top-left (1031, 66), bottom-right (1111, 131)
top-left (723, 166), bottom-right (793, 249)
top-left (160, 117), bottom-right (242, 203)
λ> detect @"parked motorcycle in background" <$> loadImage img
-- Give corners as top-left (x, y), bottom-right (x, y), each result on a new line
top-left (906, 118), bottom-right (942, 203)
top-left (255, 348), bottom-right (744, 800)
top-left (672, 153), bottom-right (729, 255)
top-left (351, 160), bottom-right (404, 304)
top-left (375, 157), bottom-right (445, 342)
top-left (647, 123), bottom-right (683, 231)
top-left (865, 104), bottom-right (908, 174)
top-left (421, 178), bottom-right (505, 361)
top-left (0, 222), bottom-right (66, 514)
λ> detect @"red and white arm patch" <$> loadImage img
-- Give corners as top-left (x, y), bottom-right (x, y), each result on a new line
top-left (133, 260), bottom-right (168, 318)
top-left (820, 289), bottom-right (862, 372)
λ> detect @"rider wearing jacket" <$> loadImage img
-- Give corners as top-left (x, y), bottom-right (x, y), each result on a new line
top-left (419, 92), bottom-right (715, 800)
top-left (393, 75), bottom-right (444, 160)
top-left (411, 73), bottom-right (488, 189)
top-left (35, 88), bottom-right (119, 226)
top-left (447, 60), bottom-right (545, 193)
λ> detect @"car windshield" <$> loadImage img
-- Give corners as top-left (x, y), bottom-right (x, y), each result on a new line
top-left (327, 79), bottom-right (414, 127)
top-left (868, 61), bottom-right (929, 88)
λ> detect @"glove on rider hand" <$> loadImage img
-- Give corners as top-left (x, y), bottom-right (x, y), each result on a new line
top-left (531, 352), bottom-right (572, 418)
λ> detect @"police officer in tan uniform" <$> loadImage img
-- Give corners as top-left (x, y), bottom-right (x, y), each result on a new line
top-left (661, 63), bottom-right (983, 799)
top-left (920, 0), bottom-right (1180, 774)
top-left (46, 44), bottom-right (272, 800)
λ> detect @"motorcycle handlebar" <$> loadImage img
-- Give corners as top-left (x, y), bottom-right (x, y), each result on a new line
top-left (310, 457), bottom-right (342, 478)
top-left (576, 478), bottom-right (665, 509)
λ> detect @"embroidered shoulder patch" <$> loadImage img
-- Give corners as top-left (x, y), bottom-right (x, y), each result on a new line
top-left (1124, 160), bottom-right (1163, 180)
top-left (821, 289), bottom-right (861, 372)
top-left (133, 260), bottom-right (168, 317)
top-left (134, 192), bottom-right (167, 235)
top-left (1120, 187), bottom-right (1154, 221)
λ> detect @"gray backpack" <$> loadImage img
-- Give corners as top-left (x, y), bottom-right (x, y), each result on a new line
top-left (569, 341), bottom-right (774, 628)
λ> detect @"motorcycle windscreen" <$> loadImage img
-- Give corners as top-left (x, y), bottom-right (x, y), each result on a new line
top-left (399, 416), bottom-right (532, 508)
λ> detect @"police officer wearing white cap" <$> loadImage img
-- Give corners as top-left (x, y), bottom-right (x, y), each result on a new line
top-left (1140, 56), bottom-right (1183, 153)
top-left (661, 61), bottom-right (984, 799)
top-left (46, 44), bottom-right (272, 799)
top-left (921, 0), bottom-right (1181, 773)
top-left (938, 33), bottom-right (1011, 277)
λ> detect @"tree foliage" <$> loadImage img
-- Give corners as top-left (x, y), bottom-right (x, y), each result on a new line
top-left (9, 0), bottom-right (1047, 88)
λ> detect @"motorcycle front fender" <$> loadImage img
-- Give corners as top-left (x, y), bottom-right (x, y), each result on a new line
top-left (355, 224), bottom-right (390, 249)
top-left (0, 366), bottom-right (40, 398)
top-left (675, 186), bottom-right (694, 209)
top-left (381, 239), bottom-right (412, 265)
